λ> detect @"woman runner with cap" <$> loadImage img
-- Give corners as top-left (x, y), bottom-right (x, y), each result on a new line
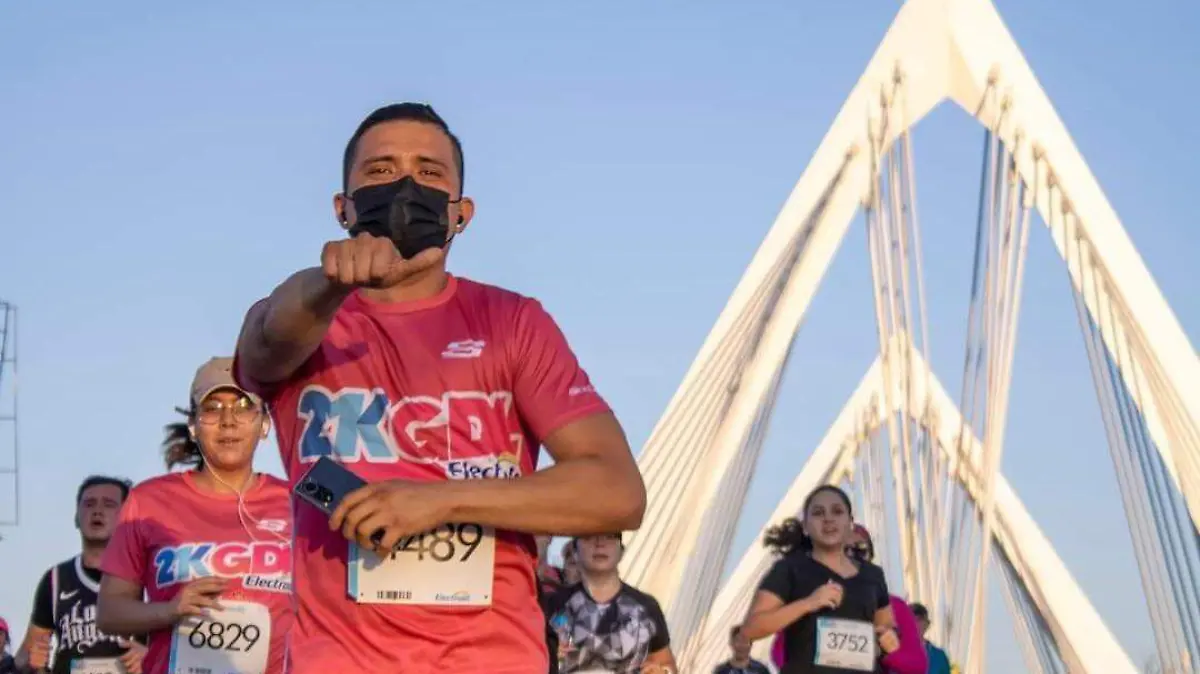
top-left (97, 357), bottom-right (293, 674)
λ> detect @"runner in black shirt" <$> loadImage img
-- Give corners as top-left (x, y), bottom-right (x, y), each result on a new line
top-left (713, 626), bottom-right (770, 674)
top-left (741, 485), bottom-right (899, 674)
top-left (544, 534), bottom-right (677, 673)
top-left (15, 476), bottom-right (145, 674)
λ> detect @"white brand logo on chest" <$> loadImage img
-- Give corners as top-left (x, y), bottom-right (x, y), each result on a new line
top-left (442, 340), bottom-right (486, 359)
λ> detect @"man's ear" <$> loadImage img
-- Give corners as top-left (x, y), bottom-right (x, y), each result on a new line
top-left (452, 196), bottom-right (475, 235)
top-left (333, 192), bottom-right (352, 231)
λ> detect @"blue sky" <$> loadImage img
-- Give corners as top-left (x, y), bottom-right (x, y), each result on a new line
top-left (1, 1), bottom-right (1198, 670)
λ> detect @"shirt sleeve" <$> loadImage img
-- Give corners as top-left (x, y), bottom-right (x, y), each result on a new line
top-left (28, 569), bottom-right (53, 629)
top-left (875, 566), bottom-right (891, 610)
top-left (99, 491), bottom-right (147, 585)
top-left (510, 299), bottom-right (610, 443)
top-left (757, 558), bottom-right (794, 602)
top-left (645, 595), bottom-right (671, 653)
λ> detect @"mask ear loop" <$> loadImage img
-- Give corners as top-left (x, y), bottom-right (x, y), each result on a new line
top-left (190, 407), bottom-right (288, 545)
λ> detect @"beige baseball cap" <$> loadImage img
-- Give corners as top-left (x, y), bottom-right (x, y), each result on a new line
top-left (190, 356), bottom-right (262, 407)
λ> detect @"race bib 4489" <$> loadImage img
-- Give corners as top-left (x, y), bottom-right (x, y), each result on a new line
top-left (349, 523), bottom-right (495, 607)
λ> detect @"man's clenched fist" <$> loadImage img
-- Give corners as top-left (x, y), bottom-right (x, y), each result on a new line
top-left (321, 234), bottom-right (443, 289)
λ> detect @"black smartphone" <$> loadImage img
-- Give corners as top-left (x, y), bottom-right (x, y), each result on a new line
top-left (293, 457), bottom-right (386, 546)
top-left (293, 456), bottom-right (368, 516)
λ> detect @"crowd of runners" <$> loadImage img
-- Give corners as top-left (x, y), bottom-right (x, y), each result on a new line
top-left (0, 102), bottom-right (959, 674)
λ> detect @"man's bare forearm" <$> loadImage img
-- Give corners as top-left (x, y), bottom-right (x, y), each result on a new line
top-left (238, 267), bottom-right (352, 384)
top-left (96, 594), bottom-right (175, 636)
top-left (439, 455), bottom-right (646, 535)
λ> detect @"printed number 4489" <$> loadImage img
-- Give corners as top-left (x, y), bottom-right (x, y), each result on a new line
top-left (392, 523), bottom-right (484, 562)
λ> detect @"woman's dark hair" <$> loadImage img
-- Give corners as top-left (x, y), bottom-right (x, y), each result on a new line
top-left (163, 405), bottom-right (204, 469)
top-left (763, 485), bottom-right (854, 556)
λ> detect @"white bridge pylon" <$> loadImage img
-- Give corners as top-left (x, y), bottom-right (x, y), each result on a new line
top-left (620, 0), bottom-right (1200, 669)
top-left (683, 335), bottom-right (1137, 673)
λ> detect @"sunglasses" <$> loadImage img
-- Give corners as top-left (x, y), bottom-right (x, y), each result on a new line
top-left (846, 541), bottom-right (873, 560)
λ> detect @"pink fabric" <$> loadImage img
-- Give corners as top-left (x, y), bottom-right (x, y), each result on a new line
top-left (234, 276), bottom-right (610, 674)
top-left (766, 595), bottom-right (928, 673)
top-left (101, 473), bottom-right (294, 674)
top-left (770, 632), bottom-right (785, 668)
top-left (881, 596), bottom-right (929, 674)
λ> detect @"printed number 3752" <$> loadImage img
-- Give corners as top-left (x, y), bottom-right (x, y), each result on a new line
top-left (391, 523), bottom-right (484, 563)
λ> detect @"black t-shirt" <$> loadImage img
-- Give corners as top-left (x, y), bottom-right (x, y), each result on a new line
top-left (758, 553), bottom-right (890, 674)
top-left (539, 582), bottom-right (560, 674)
top-left (714, 658), bottom-right (772, 674)
top-left (29, 556), bottom-right (136, 674)
top-left (544, 582), bottom-right (671, 673)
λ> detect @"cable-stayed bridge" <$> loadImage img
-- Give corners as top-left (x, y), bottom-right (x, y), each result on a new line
top-left (619, 0), bottom-right (1200, 671)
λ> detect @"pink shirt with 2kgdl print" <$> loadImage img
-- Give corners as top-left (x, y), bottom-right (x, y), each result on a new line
top-left (235, 275), bottom-right (611, 674)
top-left (101, 472), bottom-right (294, 674)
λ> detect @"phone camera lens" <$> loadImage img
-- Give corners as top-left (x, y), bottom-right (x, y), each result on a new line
top-left (301, 480), bottom-right (318, 495)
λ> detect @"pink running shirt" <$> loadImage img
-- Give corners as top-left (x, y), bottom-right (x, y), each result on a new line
top-left (235, 275), bottom-right (611, 674)
top-left (100, 472), bottom-right (294, 674)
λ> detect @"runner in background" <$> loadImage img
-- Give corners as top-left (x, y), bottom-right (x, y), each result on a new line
top-left (562, 541), bottom-right (582, 585)
top-left (536, 536), bottom-right (565, 674)
top-left (845, 525), bottom-right (926, 674)
top-left (97, 357), bottom-right (293, 674)
top-left (0, 617), bottom-right (19, 674)
top-left (233, 102), bottom-right (645, 673)
top-left (15, 476), bottom-right (146, 674)
top-left (741, 485), bottom-right (899, 674)
top-left (544, 534), bottom-right (676, 673)
top-left (907, 604), bottom-right (951, 674)
top-left (713, 627), bottom-right (770, 674)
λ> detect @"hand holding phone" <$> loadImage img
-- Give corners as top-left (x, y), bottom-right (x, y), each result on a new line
top-left (293, 457), bottom-right (384, 545)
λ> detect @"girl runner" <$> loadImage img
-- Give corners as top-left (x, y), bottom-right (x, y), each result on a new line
top-left (97, 357), bottom-right (293, 674)
top-left (741, 485), bottom-right (900, 674)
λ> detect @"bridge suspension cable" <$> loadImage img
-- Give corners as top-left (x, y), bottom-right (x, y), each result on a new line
top-left (1064, 206), bottom-right (1200, 671)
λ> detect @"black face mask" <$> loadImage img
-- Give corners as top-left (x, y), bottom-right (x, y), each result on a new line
top-left (346, 176), bottom-right (453, 259)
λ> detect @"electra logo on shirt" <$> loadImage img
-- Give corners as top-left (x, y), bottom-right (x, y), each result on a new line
top-left (296, 387), bottom-right (526, 479)
top-left (154, 541), bottom-right (292, 593)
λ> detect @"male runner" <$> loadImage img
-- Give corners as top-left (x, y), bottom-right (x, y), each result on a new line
top-left (909, 603), bottom-right (953, 674)
top-left (16, 476), bottom-right (146, 674)
top-left (713, 627), bottom-right (769, 674)
top-left (234, 102), bottom-right (646, 673)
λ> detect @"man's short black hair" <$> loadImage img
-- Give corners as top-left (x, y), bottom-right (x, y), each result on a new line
top-left (342, 103), bottom-right (465, 193)
top-left (76, 475), bottom-right (132, 505)
top-left (910, 602), bottom-right (930, 620)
